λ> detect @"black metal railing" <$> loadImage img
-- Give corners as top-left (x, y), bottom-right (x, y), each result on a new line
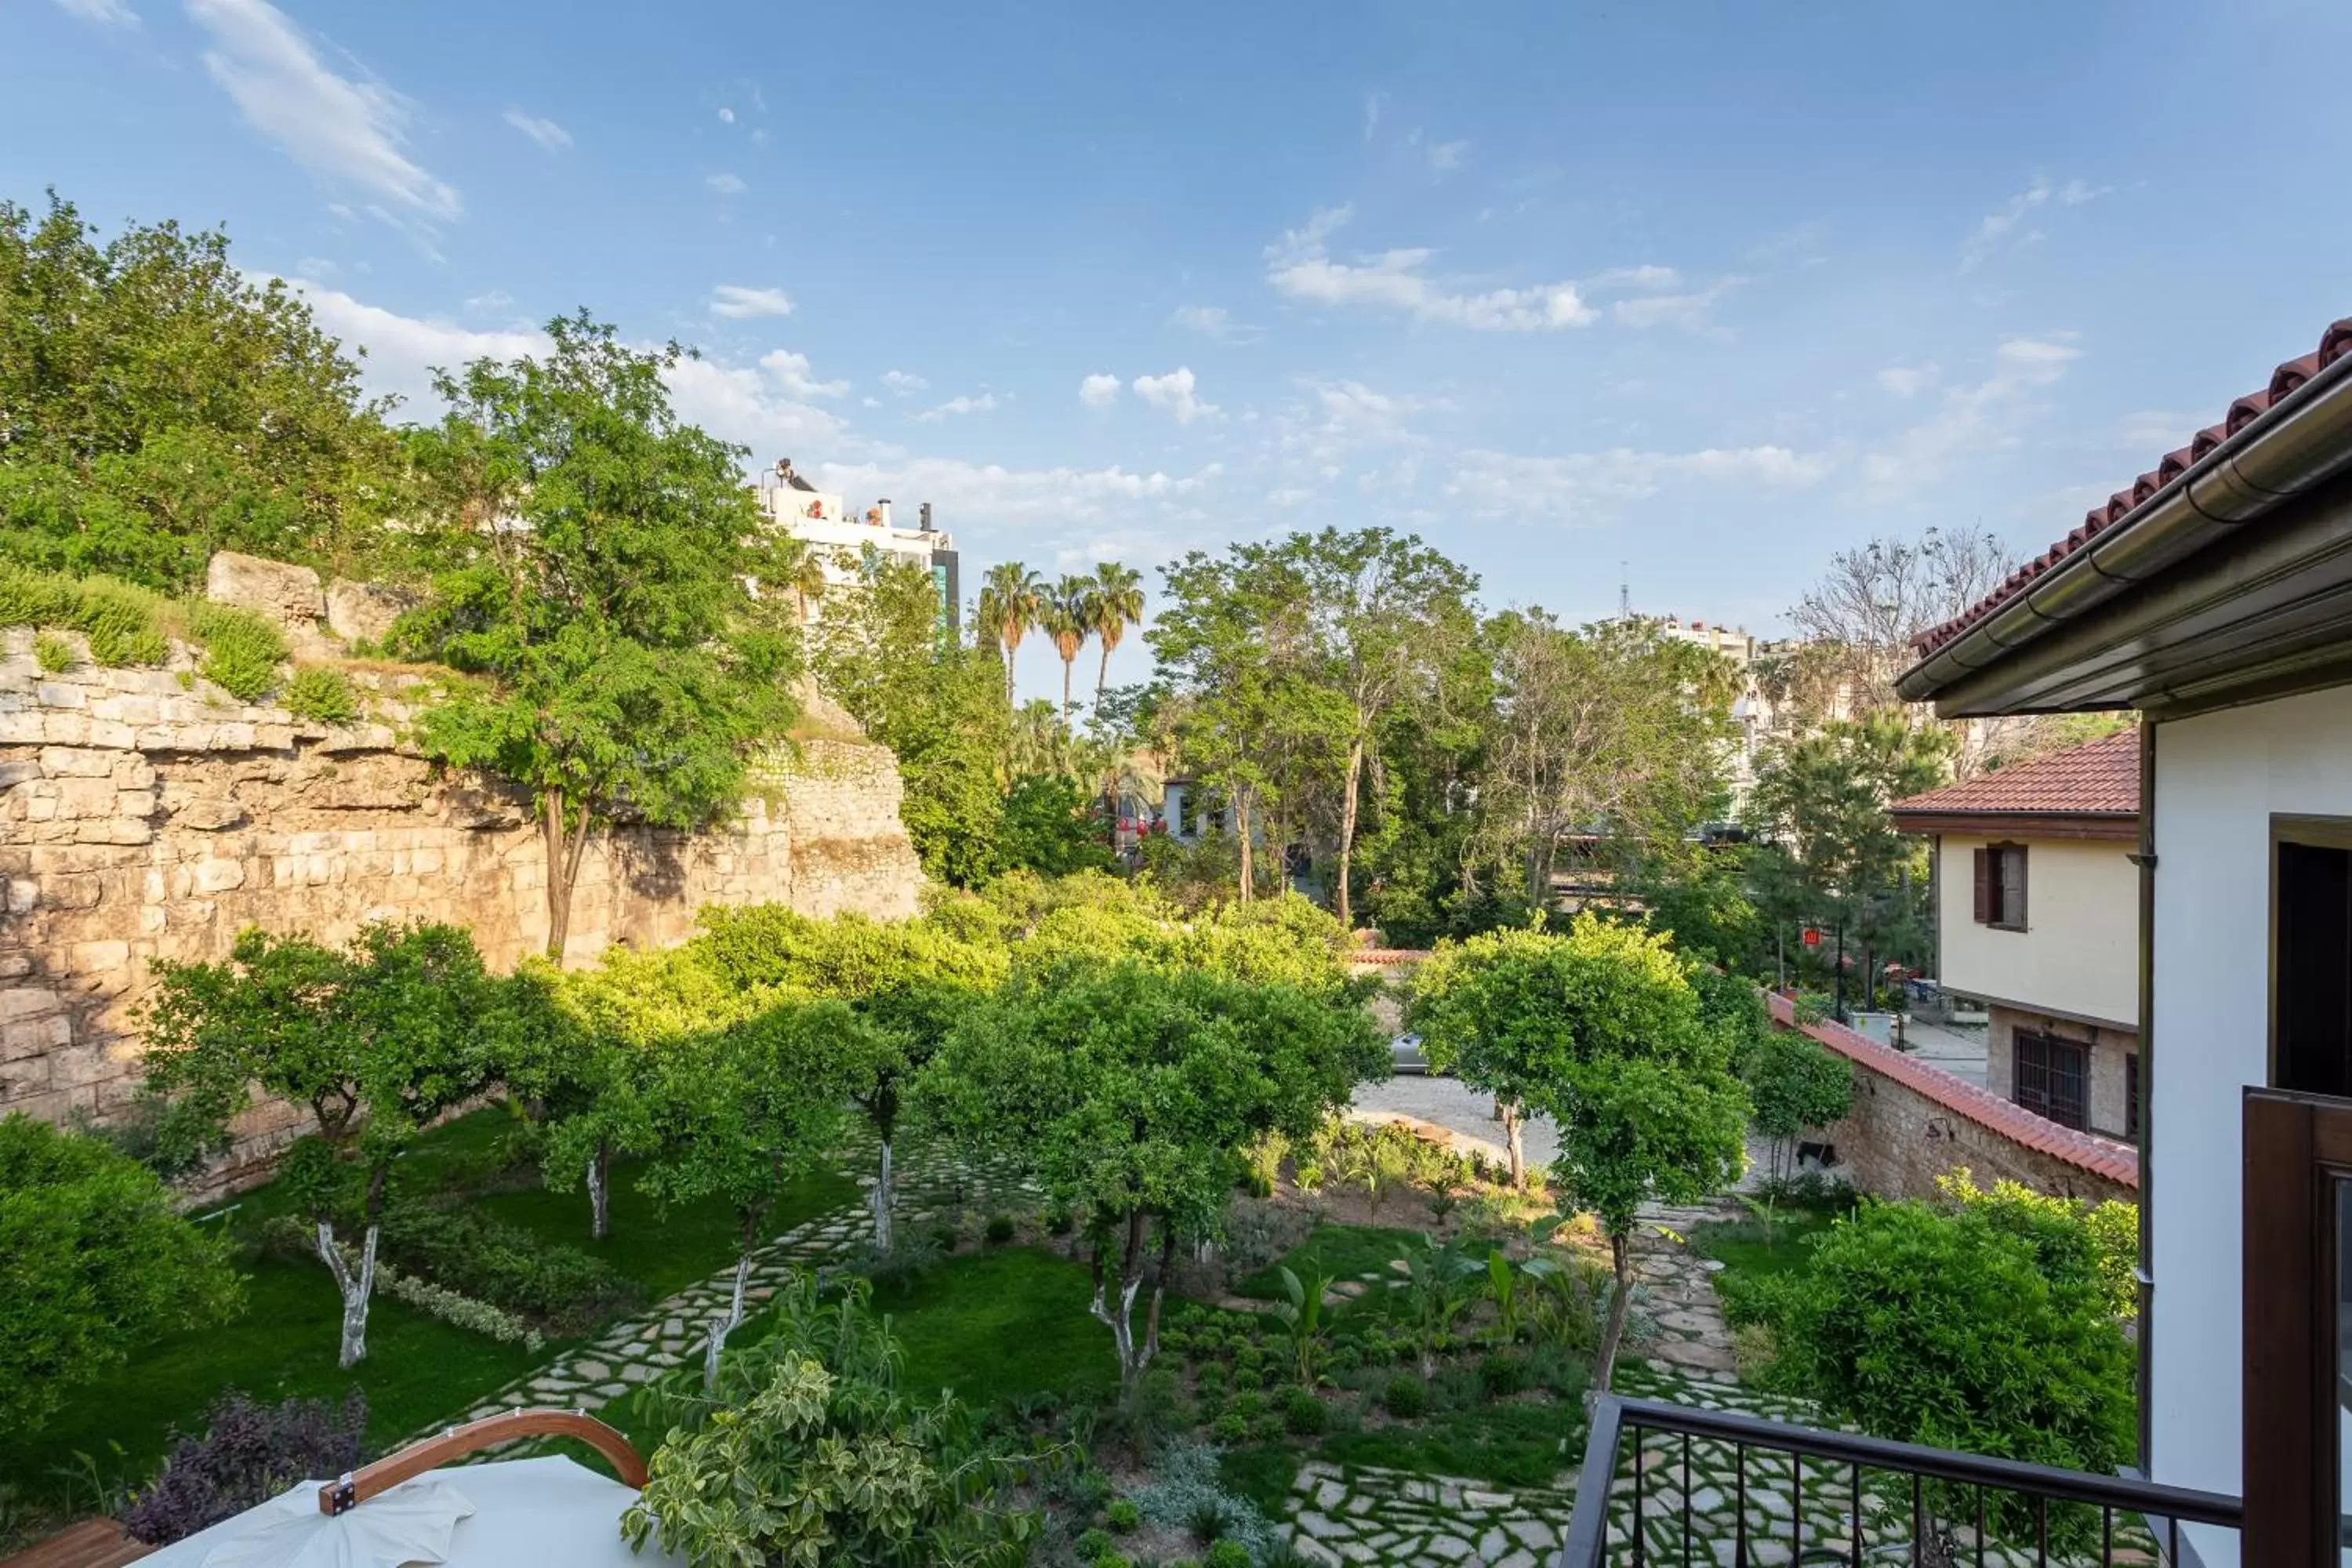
top-left (1559, 1396), bottom-right (2242, 1566)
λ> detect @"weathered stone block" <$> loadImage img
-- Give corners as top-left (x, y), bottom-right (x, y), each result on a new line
top-left (39, 746), bottom-right (115, 778)
top-left (325, 578), bottom-right (416, 644)
top-left (207, 551), bottom-right (325, 633)
top-left (173, 797), bottom-right (248, 831)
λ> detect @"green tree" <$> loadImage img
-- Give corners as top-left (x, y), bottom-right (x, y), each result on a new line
top-left (1044, 574), bottom-right (1095, 731)
top-left (1412, 917), bottom-right (1747, 1388)
top-left (640, 1001), bottom-right (864, 1384)
top-left (142, 924), bottom-right (495, 1367)
top-left (492, 960), bottom-right (654, 1241)
top-left (1000, 773), bottom-right (1118, 877)
top-left (624, 1276), bottom-right (1043, 1567)
top-left (1744, 713), bottom-right (1952, 1005)
top-left (1087, 561), bottom-right (1145, 713)
top-left (915, 965), bottom-right (1385, 1405)
top-left (1741, 1031), bottom-right (1855, 1181)
top-left (978, 562), bottom-right (1044, 707)
top-left (0, 192), bottom-right (401, 592)
top-left (395, 313), bottom-right (799, 960)
top-left (0, 1115), bottom-right (243, 1435)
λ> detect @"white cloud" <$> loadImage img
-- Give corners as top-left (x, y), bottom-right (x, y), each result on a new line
top-left (2114, 408), bottom-right (2198, 451)
top-left (295, 255), bottom-right (337, 278)
top-left (813, 456), bottom-right (1219, 528)
top-left (463, 289), bottom-right (514, 313)
top-left (56, 0), bottom-right (137, 26)
top-left (665, 353), bottom-right (849, 456)
top-left (1960, 177), bottom-right (2108, 271)
top-left (708, 283), bottom-right (793, 319)
top-left (274, 277), bottom-right (544, 408)
top-left (1171, 303), bottom-right (1259, 343)
top-left (189, 0), bottom-right (459, 222)
top-left (880, 370), bottom-right (928, 396)
top-left (503, 107), bottom-right (570, 151)
top-left (1875, 362), bottom-right (1940, 398)
top-left (914, 392), bottom-right (1000, 423)
top-left (1426, 139), bottom-right (1468, 174)
top-left (1450, 445), bottom-right (1835, 520)
top-left (1362, 90), bottom-right (1385, 143)
top-left (1131, 366), bottom-right (1219, 423)
top-left (706, 172), bottom-right (747, 195)
top-left (1589, 265), bottom-right (1682, 291)
top-left (1610, 277), bottom-right (1740, 332)
top-left (717, 106), bottom-right (735, 124)
top-left (757, 349), bottom-right (847, 399)
top-left (1265, 205), bottom-right (1595, 332)
top-left (1078, 373), bottom-right (1122, 408)
top-left (1861, 335), bottom-right (2082, 495)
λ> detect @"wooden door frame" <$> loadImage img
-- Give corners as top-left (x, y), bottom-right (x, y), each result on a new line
top-left (2242, 1087), bottom-right (2352, 1564)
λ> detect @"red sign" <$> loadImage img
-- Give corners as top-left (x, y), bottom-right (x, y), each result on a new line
top-left (1801, 927), bottom-right (1822, 949)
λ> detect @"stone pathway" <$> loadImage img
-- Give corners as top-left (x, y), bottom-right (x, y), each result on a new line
top-left (417, 1128), bottom-right (1038, 1443)
top-left (1284, 1461), bottom-right (1575, 1567)
top-left (1624, 1199), bottom-right (1743, 1383)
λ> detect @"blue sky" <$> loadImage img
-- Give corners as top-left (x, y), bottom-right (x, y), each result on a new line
top-left (10, 0), bottom-right (2352, 702)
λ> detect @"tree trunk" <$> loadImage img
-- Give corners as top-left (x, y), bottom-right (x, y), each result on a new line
top-left (1336, 736), bottom-right (1364, 929)
top-left (1502, 1102), bottom-right (1526, 1190)
top-left (1594, 1231), bottom-right (1633, 1393)
top-left (871, 1134), bottom-right (895, 1251)
top-left (1235, 789), bottom-right (1255, 904)
top-left (1089, 1211), bottom-right (1171, 1410)
top-left (1003, 638), bottom-right (1018, 707)
top-left (704, 1243), bottom-right (755, 1390)
top-left (587, 1144), bottom-right (610, 1241)
top-left (542, 788), bottom-right (593, 963)
top-left (1062, 657), bottom-right (1075, 732)
top-left (1095, 641), bottom-right (1112, 713)
top-left (315, 1221), bottom-right (379, 1370)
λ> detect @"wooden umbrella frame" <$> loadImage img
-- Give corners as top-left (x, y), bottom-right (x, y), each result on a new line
top-left (318, 1408), bottom-right (648, 1515)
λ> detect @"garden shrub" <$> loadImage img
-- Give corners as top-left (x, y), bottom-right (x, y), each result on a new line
top-left (34, 631), bottom-right (74, 672)
top-left (184, 601), bottom-right (288, 700)
top-left (0, 565), bottom-right (171, 666)
top-left (1478, 1350), bottom-right (1531, 1398)
top-left (283, 665), bottom-right (361, 724)
top-left (376, 1264), bottom-right (543, 1352)
top-left (1743, 1029), bottom-right (1855, 1181)
top-left (377, 1199), bottom-right (640, 1334)
top-left (1383, 1374), bottom-right (1428, 1418)
top-left (1207, 1541), bottom-right (1253, 1568)
top-left (1766, 1196), bottom-right (2135, 1513)
top-left (122, 1389), bottom-right (367, 1544)
top-left (2, 1114), bottom-right (243, 1435)
top-left (1232, 1365), bottom-right (1263, 1392)
top-left (849, 1229), bottom-right (946, 1290)
top-left (1282, 1385), bottom-right (1327, 1436)
top-left (1076, 1527), bottom-right (1116, 1559)
top-left (984, 1212), bottom-right (1016, 1243)
top-left (1132, 1439), bottom-right (1280, 1563)
top-left (1210, 1413), bottom-right (1248, 1444)
top-left (1105, 1498), bottom-right (1141, 1532)
top-left (1938, 1169), bottom-right (2138, 1320)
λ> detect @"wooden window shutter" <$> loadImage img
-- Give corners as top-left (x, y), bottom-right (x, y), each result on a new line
top-left (1973, 847), bottom-right (1992, 924)
top-left (2012, 845), bottom-right (2027, 929)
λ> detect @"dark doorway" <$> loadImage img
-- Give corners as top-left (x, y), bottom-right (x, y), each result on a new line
top-left (2276, 831), bottom-right (2352, 1097)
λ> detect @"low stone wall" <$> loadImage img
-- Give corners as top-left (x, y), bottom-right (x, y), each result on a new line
top-left (1765, 993), bottom-right (2137, 1206)
top-left (0, 627), bottom-right (924, 1152)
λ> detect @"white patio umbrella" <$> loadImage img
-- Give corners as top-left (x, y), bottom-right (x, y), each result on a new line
top-left (137, 1412), bottom-right (685, 1568)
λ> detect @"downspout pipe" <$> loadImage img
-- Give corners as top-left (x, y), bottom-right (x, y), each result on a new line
top-left (1897, 350), bottom-right (2352, 704)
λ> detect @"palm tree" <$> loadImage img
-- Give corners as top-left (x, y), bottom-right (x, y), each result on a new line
top-left (1087, 562), bottom-right (1145, 712)
top-left (780, 538), bottom-right (830, 625)
top-left (1046, 575), bottom-right (1096, 731)
top-left (978, 563), bottom-right (1044, 706)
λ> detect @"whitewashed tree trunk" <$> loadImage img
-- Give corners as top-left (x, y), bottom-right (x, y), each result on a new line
top-left (870, 1136), bottom-right (895, 1252)
top-left (1091, 1269), bottom-right (1152, 1405)
top-left (702, 1247), bottom-right (754, 1390)
top-left (586, 1149), bottom-right (610, 1241)
top-left (315, 1221), bottom-right (379, 1370)
top-left (1502, 1102), bottom-right (1526, 1190)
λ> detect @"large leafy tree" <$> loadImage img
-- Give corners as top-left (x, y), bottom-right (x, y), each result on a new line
top-left (639, 1000), bottom-right (865, 1384)
top-left (1743, 712), bottom-right (1952, 1000)
top-left (1477, 613), bottom-right (1737, 906)
top-left (395, 313), bottom-right (799, 960)
top-left (143, 924), bottom-right (495, 1367)
top-left (0, 192), bottom-right (400, 591)
top-left (0, 1115), bottom-right (244, 1435)
top-left (624, 1276), bottom-right (1044, 1567)
top-left (916, 965), bottom-right (1385, 1405)
top-left (811, 555), bottom-right (1012, 887)
top-left (1410, 917), bottom-right (1747, 1388)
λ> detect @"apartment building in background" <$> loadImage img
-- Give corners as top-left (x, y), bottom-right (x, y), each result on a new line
top-left (754, 458), bottom-right (961, 639)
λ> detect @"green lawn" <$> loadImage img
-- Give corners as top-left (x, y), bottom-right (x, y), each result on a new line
top-left (1317, 1398), bottom-right (1584, 1489)
top-left (1687, 1208), bottom-right (1843, 1291)
top-left (3, 1107), bottom-right (861, 1522)
top-left (875, 1246), bottom-right (1122, 1408)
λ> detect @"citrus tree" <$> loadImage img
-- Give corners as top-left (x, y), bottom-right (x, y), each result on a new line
top-left (915, 965), bottom-right (1385, 1406)
top-left (143, 923), bottom-right (494, 1367)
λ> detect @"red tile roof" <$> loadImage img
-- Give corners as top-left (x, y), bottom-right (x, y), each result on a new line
top-left (1889, 728), bottom-right (2140, 820)
top-left (1912, 317), bottom-right (2352, 658)
top-left (1765, 991), bottom-right (2140, 1189)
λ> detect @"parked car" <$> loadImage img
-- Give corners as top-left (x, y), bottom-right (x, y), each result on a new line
top-left (1390, 1033), bottom-right (1429, 1075)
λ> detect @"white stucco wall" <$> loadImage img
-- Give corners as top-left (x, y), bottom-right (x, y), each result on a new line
top-left (2147, 682), bottom-right (2352, 1564)
top-left (1936, 834), bottom-right (2139, 1028)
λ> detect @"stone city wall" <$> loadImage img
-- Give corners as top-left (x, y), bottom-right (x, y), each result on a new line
top-left (1, 570), bottom-right (924, 1169)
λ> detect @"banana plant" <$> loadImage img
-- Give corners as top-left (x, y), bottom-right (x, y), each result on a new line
top-left (1486, 1250), bottom-right (1523, 1342)
top-left (1395, 1235), bottom-right (1483, 1376)
top-left (1270, 1265), bottom-right (1334, 1385)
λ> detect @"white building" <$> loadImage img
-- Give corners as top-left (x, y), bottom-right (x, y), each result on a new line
top-left (753, 459), bottom-right (960, 638)
top-left (1652, 615), bottom-right (1832, 804)
top-left (1891, 730), bottom-right (2142, 1139)
top-left (1897, 314), bottom-right (2352, 1565)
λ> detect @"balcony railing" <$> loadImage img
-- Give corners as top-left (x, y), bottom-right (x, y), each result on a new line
top-left (1560, 1396), bottom-right (2242, 1566)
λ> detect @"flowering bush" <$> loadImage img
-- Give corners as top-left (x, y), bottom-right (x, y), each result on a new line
top-left (377, 1265), bottom-right (545, 1352)
top-left (124, 1389), bottom-right (367, 1544)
